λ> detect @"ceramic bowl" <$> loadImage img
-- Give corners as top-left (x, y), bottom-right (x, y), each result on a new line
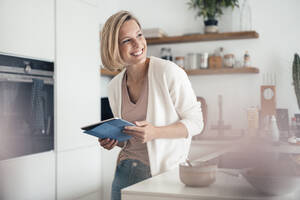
top-left (242, 168), bottom-right (300, 196)
top-left (179, 161), bottom-right (217, 187)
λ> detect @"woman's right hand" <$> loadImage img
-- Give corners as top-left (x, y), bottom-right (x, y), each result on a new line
top-left (98, 138), bottom-right (118, 150)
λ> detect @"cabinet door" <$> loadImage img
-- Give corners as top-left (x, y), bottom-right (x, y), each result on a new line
top-left (0, 0), bottom-right (54, 60)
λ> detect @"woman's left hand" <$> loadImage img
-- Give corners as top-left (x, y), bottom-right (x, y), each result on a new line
top-left (123, 121), bottom-right (157, 143)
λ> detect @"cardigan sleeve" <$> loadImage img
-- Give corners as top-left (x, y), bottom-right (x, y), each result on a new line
top-left (165, 65), bottom-right (204, 138)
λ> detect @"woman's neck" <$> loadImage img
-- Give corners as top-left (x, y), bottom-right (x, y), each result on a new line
top-left (125, 58), bottom-right (150, 83)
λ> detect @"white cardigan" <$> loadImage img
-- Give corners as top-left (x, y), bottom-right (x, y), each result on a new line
top-left (108, 56), bottom-right (203, 176)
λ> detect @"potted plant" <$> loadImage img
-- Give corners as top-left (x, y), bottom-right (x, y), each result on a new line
top-left (187, 0), bottom-right (239, 33)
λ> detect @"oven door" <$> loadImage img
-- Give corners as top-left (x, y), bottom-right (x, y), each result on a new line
top-left (0, 64), bottom-right (54, 160)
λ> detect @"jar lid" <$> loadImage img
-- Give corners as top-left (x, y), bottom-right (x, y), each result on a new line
top-left (224, 54), bottom-right (234, 58)
top-left (175, 56), bottom-right (185, 60)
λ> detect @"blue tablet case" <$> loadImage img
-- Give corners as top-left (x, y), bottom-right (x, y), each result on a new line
top-left (81, 118), bottom-right (134, 142)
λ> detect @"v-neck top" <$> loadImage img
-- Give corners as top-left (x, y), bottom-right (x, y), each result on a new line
top-left (118, 72), bottom-right (150, 166)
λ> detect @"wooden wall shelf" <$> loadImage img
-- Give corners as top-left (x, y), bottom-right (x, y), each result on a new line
top-left (185, 67), bottom-right (259, 75)
top-left (146, 31), bottom-right (259, 45)
top-left (101, 67), bottom-right (259, 77)
top-left (100, 68), bottom-right (121, 76)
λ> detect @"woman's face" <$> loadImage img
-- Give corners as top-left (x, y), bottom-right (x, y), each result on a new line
top-left (118, 19), bottom-right (147, 66)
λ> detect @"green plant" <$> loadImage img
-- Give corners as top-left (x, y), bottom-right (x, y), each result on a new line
top-left (293, 53), bottom-right (300, 109)
top-left (187, 0), bottom-right (239, 20)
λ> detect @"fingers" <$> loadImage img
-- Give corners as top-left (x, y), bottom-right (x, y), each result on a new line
top-left (134, 121), bottom-right (148, 127)
top-left (124, 126), bottom-right (144, 135)
top-left (123, 129), bottom-right (144, 138)
top-left (98, 138), bottom-right (118, 150)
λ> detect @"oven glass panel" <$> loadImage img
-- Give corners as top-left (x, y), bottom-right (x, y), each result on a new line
top-left (0, 54), bottom-right (54, 160)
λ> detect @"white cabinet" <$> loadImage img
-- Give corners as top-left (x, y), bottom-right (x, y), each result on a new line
top-left (55, 0), bottom-right (102, 199)
top-left (0, 152), bottom-right (55, 200)
top-left (55, 0), bottom-right (100, 151)
top-left (0, 0), bottom-right (55, 60)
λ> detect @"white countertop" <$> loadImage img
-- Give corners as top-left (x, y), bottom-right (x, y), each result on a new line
top-left (122, 168), bottom-right (300, 200)
top-left (122, 139), bottom-right (300, 200)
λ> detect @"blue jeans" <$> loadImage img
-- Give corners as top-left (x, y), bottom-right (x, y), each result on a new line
top-left (111, 159), bottom-right (151, 200)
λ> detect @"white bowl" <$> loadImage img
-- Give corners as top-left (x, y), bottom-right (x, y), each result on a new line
top-left (242, 168), bottom-right (300, 196)
top-left (179, 161), bottom-right (217, 187)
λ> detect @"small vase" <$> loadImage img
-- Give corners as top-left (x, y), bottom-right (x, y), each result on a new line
top-left (240, 0), bottom-right (252, 31)
top-left (204, 19), bottom-right (218, 33)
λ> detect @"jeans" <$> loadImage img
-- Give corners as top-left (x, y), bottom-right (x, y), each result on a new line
top-left (111, 159), bottom-right (151, 200)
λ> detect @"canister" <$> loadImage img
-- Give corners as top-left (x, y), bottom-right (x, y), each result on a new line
top-left (198, 53), bottom-right (208, 69)
top-left (175, 56), bottom-right (185, 69)
top-left (224, 54), bottom-right (235, 68)
top-left (187, 53), bottom-right (198, 70)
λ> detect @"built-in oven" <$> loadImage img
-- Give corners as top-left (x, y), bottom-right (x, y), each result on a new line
top-left (0, 54), bottom-right (54, 160)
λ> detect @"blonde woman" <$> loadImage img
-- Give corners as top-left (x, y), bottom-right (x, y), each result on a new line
top-left (99, 10), bottom-right (203, 200)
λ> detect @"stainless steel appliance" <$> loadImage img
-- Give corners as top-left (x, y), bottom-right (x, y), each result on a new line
top-left (0, 54), bottom-right (54, 160)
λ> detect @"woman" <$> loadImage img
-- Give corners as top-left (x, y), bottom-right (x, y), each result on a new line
top-left (99, 10), bottom-right (203, 200)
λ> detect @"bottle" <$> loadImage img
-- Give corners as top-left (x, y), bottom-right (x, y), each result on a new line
top-left (270, 115), bottom-right (280, 145)
top-left (243, 51), bottom-right (250, 67)
top-left (160, 47), bottom-right (173, 61)
top-left (240, 0), bottom-right (252, 31)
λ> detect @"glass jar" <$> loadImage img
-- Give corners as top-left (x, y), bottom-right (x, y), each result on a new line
top-left (224, 54), bottom-right (235, 68)
top-left (175, 56), bottom-right (185, 68)
top-left (198, 53), bottom-right (208, 69)
top-left (187, 53), bottom-right (198, 70)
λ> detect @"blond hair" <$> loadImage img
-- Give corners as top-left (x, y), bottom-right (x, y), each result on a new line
top-left (100, 11), bottom-right (141, 71)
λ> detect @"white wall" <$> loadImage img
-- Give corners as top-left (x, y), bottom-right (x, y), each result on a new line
top-left (99, 0), bottom-right (300, 199)
top-left (101, 0), bottom-right (300, 127)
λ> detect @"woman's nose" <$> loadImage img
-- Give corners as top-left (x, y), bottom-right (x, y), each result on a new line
top-left (131, 39), bottom-right (140, 48)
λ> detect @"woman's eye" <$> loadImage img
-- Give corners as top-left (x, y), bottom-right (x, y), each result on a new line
top-left (137, 33), bottom-right (143, 37)
top-left (122, 39), bottom-right (130, 44)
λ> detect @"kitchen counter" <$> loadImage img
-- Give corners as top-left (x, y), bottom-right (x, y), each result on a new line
top-left (122, 168), bottom-right (300, 200)
top-left (122, 138), bottom-right (300, 200)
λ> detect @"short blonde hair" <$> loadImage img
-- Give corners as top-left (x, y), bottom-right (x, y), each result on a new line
top-left (100, 11), bottom-right (141, 71)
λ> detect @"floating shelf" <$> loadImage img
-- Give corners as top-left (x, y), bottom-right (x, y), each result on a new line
top-left (100, 68), bottom-right (121, 76)
top-left (101, 67), bottom-right (259, 77)
top-left (184, 67), bottom-right (259, 75)
top-left (146, 31), bottom-right (259, 45)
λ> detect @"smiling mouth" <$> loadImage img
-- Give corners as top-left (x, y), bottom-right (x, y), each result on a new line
top-left (131, 49), bottom-right (144, 56)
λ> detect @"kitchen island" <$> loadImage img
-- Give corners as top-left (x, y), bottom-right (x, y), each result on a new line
top-left (122, 168), bottom-right (300, 200)
top-left (122, 138), bottom-right (300, 200)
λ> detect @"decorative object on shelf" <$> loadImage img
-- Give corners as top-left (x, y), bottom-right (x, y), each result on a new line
top-left (208, 55), bottom-right (222, 69)
top-left (243, 50), bottom-right (251, 67)
top-left (199, 53), bottom-right (209, 69)
top-left (160, 47), bottom-right (173, 61)
top-left (142, 28), bottom-right (167, 38)
top-left (240, 0), bottom-right (252, 31)
top-left (186, 53), bottom-right (198, 69)
top-left (292, 53), bottom-right (300, 109)
top-left (224, 54), bottom-right (235, 68)
top-left (175, 56), bottom-right (185, 68)
top-left (187, 0), bottom-right (239, 33)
